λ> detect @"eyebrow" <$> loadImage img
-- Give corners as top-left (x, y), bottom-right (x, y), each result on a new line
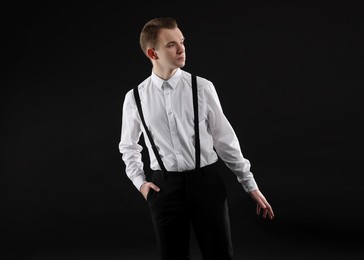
top-left (166, 37), bottom-right (185, 45)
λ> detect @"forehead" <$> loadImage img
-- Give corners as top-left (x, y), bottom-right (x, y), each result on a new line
top-left (157, 28), bottom-right (184, 43)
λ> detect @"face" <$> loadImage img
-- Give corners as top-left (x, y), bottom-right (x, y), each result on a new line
top-left (152, 28), bottom-right (186, 70)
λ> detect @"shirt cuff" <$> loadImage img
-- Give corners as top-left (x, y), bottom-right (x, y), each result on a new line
top-left (241, 178), bottom-right (259, 193)
top-left (133, 175), bottom-right (147, 191)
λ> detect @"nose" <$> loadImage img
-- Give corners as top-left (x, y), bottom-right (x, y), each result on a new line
top-left (177, 43), bottom-right (185, 53)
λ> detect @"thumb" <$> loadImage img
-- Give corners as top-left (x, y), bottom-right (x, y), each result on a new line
top-left (149, 183), bottom-right (160, 192)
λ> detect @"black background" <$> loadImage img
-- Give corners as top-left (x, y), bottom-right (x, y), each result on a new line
top-left (2, 1), bottom-right (364, 259)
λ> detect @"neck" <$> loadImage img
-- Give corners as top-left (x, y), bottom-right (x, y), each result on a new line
top-left (152, 66), bottom-right (178, 80)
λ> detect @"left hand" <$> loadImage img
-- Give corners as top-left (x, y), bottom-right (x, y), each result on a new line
top-left (249, 189), bottom-right (275, 219)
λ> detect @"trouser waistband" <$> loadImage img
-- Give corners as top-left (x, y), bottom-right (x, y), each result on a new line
top-left (152, 161), bottom-right (219, 177)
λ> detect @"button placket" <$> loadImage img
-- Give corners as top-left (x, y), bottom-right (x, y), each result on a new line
top-left (163, 82), bottom-right (183, 169)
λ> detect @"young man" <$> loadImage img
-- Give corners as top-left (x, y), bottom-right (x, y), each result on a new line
top-left (119, 17), bottom-right (274, 260)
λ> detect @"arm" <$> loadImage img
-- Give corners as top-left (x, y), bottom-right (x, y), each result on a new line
top-left (205, 83), bottom-right (257, 192)
top-left (119, 90), bottom-right (161, 199)
top-left (205, 83), bottom-right (274, 219)
top-left (118, 91), bottom-right (146, 191)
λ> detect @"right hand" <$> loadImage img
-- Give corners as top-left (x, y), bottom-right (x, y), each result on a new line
top-left (249, 189), bottom-right (275, 220)
top-left (140, 182), bottom-right (160, 200)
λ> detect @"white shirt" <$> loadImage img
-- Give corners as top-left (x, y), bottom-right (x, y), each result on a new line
top-left (119, 69), bottom-right (258, 193)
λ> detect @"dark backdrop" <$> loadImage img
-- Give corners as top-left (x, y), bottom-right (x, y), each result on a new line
top-left (2, 2), bottom-right (363, 259)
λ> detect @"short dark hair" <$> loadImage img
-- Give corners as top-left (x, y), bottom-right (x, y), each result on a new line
top-left (139, 17), bottom-right (178, 55)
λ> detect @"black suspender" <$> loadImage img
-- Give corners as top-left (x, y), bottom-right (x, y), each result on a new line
top-left (133, 74), bottom-right (200, 173)
top-left (133, 84), bottom-right (167, 173)
top-left (192, 75), bottom-right (200, 169)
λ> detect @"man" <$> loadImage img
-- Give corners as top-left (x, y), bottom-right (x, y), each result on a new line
top-left (119, 17), bottom-right (274, 260)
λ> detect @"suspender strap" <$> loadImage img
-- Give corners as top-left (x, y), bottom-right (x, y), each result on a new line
top-left (133, 74), bottom-right (201, 174)
top-left (192, 75), bottom-right (200, 169)
top-left (133, 86), bottom-right (167, 173)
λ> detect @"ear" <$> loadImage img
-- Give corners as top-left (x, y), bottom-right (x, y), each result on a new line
top-left (146, 48), bottom-right (158, 60)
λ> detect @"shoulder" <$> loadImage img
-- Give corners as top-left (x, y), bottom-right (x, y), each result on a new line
top-left (125, 76), bottom-right (152, 96)
top-left (123, 76), bottom-right (152, 106)
top-left (180, 70), bottom-right (215, 92)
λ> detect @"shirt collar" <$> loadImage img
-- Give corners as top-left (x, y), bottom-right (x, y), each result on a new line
top-left (151, 68), bottom-right (182, 90)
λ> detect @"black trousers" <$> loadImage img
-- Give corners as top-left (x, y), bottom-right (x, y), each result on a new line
top-left (147, 162), bottom-right (233, 260)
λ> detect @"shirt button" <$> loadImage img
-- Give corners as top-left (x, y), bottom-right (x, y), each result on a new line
top-left (168, 111), bottom-right (172, 116)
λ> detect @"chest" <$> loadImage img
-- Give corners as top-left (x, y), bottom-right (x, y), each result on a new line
top-left (142, 87), bottom-right (195, 127)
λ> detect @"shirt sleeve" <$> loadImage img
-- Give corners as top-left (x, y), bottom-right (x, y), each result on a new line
top-left (205, 83), bottom-right (259, 193)
top-left (118, 90), bottom-right (146, 191)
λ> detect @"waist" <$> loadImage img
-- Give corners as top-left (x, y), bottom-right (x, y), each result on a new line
top-left (152, 161), bottom-right (219, 175)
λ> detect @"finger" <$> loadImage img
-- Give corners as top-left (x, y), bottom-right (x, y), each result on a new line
top-left (257, 203), bottom-right (265, 215)
top-left (259, 200), bottom-right (274, 219)
top-left (268, 207), bottom-right (275, 219)
top-left (263, 203), bottom-right (274, 219)
top-left (264, 202), bottom-right (274, 217)
top-left (257, 199), bottom-right (267, 213)
top-left (149, 183), bottom-right (160, 192)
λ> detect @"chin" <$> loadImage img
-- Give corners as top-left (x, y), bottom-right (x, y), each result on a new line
top-left (178, 61), bottom-right (186, 68)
